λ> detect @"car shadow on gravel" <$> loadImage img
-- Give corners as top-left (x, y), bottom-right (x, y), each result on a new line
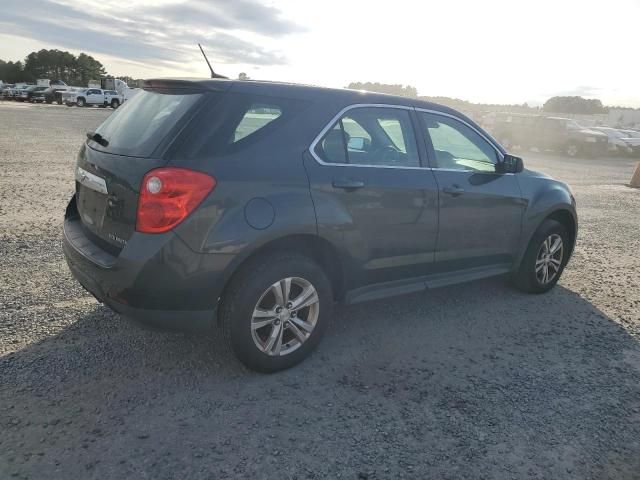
top-left (2, 278), bottom-right (639, 479)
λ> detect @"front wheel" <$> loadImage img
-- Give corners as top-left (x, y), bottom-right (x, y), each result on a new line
top-left (111, 99), bottom-right (120, 109)
top-left (566, 143), bottom-right (579, 157)
top-left (513, 219), bottom-right (569, 293)
top-left (76, 98), bottom-right (85, 107)
top-left (219, 253), bottom-right (332, 372)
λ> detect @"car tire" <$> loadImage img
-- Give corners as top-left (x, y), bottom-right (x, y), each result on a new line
top-left (77, 98), bottom-right (85, 107)
top-left (111, 99), bottom-right (120, 109)
top-left (513, 219), bottom-right (570, 294)
top-left (565, 143), bottom-right (579, 157)
top-left (219, 252), bottom-right (333, 373)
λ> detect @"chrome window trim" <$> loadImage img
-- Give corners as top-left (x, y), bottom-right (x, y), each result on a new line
top-left (308, 103), bottom-right (507, 173)
top-left (308, 103), bottom-right (425, 170)
top-left (430, 167), bottom-right (514, 176)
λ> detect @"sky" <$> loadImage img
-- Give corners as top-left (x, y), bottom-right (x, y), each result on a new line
top-left (1, 0), bottom-right (639, 107)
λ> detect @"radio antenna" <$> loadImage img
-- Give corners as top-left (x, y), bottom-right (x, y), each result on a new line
top-left (198, 43), bottom-right (227, 79)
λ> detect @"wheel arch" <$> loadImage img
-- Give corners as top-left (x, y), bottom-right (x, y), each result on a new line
top-left (218, 233), bottom-right (345, 313)
top-left (546, 208), bottom-right (577, 255)
top-left (516, 206), bottom-right (577, 269)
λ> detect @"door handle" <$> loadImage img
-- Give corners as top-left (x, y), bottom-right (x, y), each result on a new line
top-left (442, 185), bottom-right (465, 196)
top-left (332, 179), bottom-right (365, 190)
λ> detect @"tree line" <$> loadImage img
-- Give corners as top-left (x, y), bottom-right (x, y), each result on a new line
top-left (347, 81), bottom-right (624, 114)
top-left (1, 49), bottom-right (108, 86)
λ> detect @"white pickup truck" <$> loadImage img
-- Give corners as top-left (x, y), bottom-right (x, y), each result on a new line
top-left (64, 88), bottom-right (123, 108)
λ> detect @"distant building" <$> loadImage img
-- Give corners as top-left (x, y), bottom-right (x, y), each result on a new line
top-left (608, 109), bottom-right (640, 129)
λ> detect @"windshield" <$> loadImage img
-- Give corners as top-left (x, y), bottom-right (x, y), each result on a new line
top-left (623, 130), bottom-right (640, 138)
top-left (93, 89), bottom-right (204, 157)
top-left (566, 120), bottom-right (582, 130)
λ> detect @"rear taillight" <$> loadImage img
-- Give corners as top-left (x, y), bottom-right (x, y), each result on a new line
top-left (136, 167), bottom-right (216, 234)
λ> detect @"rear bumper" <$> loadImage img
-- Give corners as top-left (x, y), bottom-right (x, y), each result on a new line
top-left (62, 209), bottom-right (235, 331)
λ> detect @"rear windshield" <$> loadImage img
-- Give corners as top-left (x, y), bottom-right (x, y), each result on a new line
top-left (93, 89), bottom-right (204, 157)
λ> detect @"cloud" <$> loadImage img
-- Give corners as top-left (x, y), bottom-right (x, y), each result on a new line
top-left (153, 0), bottom-right (305, 36)
top-left (0, 0), bottom-right (301, 71)
top-left (556, 85), bottom-right (603, 97)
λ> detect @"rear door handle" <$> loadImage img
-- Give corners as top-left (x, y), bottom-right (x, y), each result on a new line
top-left (332, 179), bottom-right (365, 190)
top-left (442, 185), bottom-right (465, 196)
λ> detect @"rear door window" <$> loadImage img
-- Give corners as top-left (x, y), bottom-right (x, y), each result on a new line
top-left (93, 89), bottom-right (205, 157)
top-left (314, 107), bottom-right (420, 167)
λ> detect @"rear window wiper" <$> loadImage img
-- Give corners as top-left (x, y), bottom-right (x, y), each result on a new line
top-left (86, 131), bottom-right (109, 147)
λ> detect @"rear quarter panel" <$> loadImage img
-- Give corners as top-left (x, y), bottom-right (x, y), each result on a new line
top-left (168, 91), bottom-right (347, 257)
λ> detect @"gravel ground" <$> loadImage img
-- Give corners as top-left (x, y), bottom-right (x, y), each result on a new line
top-left (1, 101), bottom-right (639, 479)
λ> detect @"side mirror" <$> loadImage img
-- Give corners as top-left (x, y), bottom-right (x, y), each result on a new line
top-left (501, 153), bottom-right (524, 173)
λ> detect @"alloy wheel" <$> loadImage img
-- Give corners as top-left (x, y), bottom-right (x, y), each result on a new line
top-left (536, 234), bottom-right (564, 285)
top-left (251, 277), bottom-right (319, 356)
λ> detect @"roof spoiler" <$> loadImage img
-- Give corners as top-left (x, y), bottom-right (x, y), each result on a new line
top-left (141, 78), bottom-right (232, 93)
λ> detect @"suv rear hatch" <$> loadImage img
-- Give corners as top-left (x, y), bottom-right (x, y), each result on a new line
top-left (74, 82), bottom-right (226, 252)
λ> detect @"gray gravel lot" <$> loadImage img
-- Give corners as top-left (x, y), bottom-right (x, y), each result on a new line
top-left (1, 101), bottom-right (639, 479)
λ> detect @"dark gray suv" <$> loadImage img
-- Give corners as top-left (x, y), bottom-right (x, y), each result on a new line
top-left (63, 78), bottom-right (577, 372)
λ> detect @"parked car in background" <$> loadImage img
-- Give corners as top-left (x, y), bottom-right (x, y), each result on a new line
top-left (103, 90), bottom-right (123, 108)
top-left (621, 130), bottom-right (640, 139)
top-left (65, 88), bottom-right (121, 108)
top-left (14, 85), bottom-right (35, 102)
top-left (62, 78), bottom-right (578, 372)
top-left (65, 88), bottom-right (91, 107)
top-left (21, 86), bottom-right (48, 103)
top-left (31, 87), bottom-right (48, 103)
top-left (42, 80), bottom-right (69, 104)
top-left (1, 84), bottom-right (15, 99)
top-left (493, 114), bottom-right (608, 157)
top-left (592, 127), bottom-right (640, 156)
top-left (5, 85), bottom-right (19, 99)
top-left (619, 130), bottom-right (640, 156)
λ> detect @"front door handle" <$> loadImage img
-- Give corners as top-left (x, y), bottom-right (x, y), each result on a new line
top-left (332, 179), bottom-right (365, 190)
top-left (442, 185), bottom-right (465, 196)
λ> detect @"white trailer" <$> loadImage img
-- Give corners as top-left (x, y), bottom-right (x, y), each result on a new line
top-left (101, 77), bottom-right (140, 103)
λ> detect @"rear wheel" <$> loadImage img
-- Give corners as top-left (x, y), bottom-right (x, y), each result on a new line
top-left (219, 253), bottom-right (332, 372)
top-left (513, 219), bottom-right (569, 293)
